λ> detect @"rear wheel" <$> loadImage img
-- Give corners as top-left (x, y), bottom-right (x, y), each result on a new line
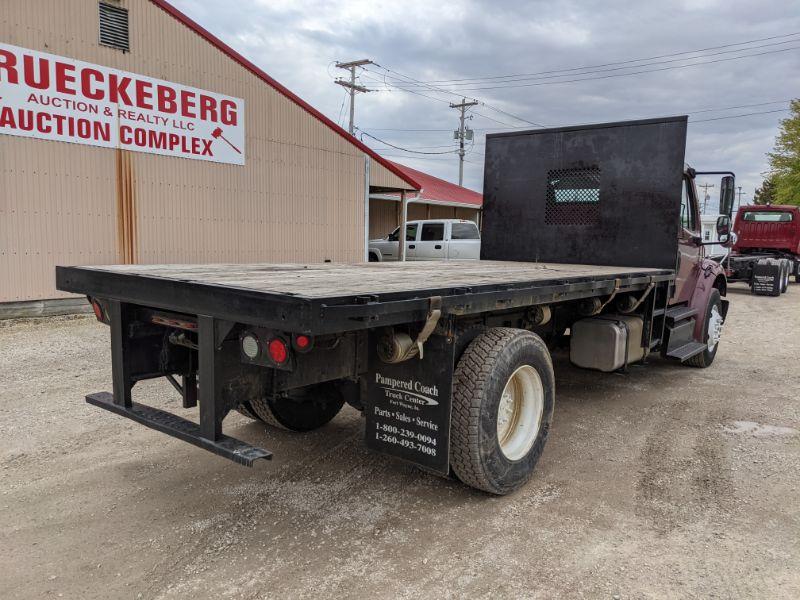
top-left (236, 402), bottom-right (261, 421)
top-left (450, 328), bottom-right (555, 495)
top-left (250, 384), bottom-right (344, 431)
top-left (780, 260), bottom-right (790, 293)
top-left (686, 289), bottom-right (723, 368)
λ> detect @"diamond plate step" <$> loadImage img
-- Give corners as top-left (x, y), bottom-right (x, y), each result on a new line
top-left (666, 341), bottom-right (707, 361)
top-left (86, 392), bottom-right (272, 466)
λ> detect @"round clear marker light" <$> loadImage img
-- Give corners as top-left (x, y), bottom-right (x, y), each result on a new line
top-left (242, 334), bottom-right (260, 359)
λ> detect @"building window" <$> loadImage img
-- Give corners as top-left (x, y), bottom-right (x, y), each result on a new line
top-left (545, 167), bottom-right (601, 225)
top-left (99, 3), bottom-right (130, 52)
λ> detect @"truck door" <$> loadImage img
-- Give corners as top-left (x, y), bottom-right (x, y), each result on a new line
top-left (673, 176), bottom-right (702, 304)
top-left (448, 221), bottom-right (481, 260)
top-left (404, 222), bottom-right (419, 260)
top-left (414, 222), bottom-right (447, 260)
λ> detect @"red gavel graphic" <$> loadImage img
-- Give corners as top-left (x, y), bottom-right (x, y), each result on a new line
top-left (211, 127), bottom-right (242, 154)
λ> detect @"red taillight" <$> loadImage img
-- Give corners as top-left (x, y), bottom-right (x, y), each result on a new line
top-left (268, 338), bottom-right (288, 364)
top-left (90, 298), bottom-right (106, 323)
top-left (295, 335), bottom-right (310, 350)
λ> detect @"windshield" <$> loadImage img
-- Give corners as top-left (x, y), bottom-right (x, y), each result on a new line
top-left (742, 211), bottom-right (793, 223)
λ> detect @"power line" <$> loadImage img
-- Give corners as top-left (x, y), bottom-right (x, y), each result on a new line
top-left (358, 99), bottom-right (794, 133)
top-left (686, 99), bottom-right (794, 115)
top-left (356, 129), bottom-right (461, 155)
top-left (335, 88), bottom-right (348, 127)
top-left (364, 63), bottom-right (543, 127)
top-left (397, 31), bottom-right (800, 85)
top-left (690, 108), bottom-right (790, 123)
top-left (371, 45), bottom-right (800, 92)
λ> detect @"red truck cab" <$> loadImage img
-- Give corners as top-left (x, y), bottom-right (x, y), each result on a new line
top-left (733, 204), bottom-right (800, 255)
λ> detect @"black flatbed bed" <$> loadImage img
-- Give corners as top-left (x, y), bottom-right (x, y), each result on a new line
top-left (57, 261), bottom-right (674, 334)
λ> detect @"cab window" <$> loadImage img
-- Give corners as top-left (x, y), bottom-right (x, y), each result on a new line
top-left (387, 223), bottom-right (419, 241)
top-left (420, 223), bottom-right (444, 241)
top-left (680, 179), bottom-right (697, 231)
top-left (742, 211), bottom-right (793, 222)
top-left (451, 222), bottom-right (480, 240)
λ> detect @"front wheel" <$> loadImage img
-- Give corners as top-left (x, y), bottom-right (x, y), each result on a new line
top-left (450, 328), bottom-right (555, 495)
top-left (686, 289), bottom-right (724, 368)
top-left (250, 384), bottom-right (344, 431)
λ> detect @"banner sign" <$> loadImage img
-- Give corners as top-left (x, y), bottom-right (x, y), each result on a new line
top-left (0, 43), bottom-right (245, 165)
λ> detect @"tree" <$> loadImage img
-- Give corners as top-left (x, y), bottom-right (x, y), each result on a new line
top-left (753, 174), bottom-right (777, 205)
top-left (767, 99), bottom-right (800, 206)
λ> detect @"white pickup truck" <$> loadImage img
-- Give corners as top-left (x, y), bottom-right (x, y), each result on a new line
top-left (368, 219), bottom-right (481, 262)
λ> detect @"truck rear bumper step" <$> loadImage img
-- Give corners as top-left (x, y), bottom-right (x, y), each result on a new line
top-left (86, 392), bottom-right (272, 466)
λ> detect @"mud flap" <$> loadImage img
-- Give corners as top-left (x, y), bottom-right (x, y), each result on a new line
top-left (365, 333), bottom-right (455, 475)
top-left (751, 260), bottom-right (782, 296)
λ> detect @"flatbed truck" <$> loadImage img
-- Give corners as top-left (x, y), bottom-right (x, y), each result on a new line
top-left (56, 116), bottom-right (735, 494)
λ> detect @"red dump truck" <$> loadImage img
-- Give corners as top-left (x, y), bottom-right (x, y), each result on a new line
top-left (723, 204), bottom-right (800, 296)
top-left (56, 116), bottom-right (735, 494)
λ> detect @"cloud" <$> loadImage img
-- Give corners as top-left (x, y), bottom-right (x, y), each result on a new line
top-left (171, 0), bottom-right (800, 201)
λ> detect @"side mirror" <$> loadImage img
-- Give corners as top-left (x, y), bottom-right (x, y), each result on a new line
top-left (716, 215), bottom-right (732, 245)
top-left (719, 176), bottom-right (735, 217)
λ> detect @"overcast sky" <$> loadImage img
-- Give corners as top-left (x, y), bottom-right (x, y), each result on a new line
top-left (174, 0), bottom-right (799, 207)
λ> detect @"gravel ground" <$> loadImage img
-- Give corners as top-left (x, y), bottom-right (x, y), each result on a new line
top-left (1, 283), bottom-right (798, 599)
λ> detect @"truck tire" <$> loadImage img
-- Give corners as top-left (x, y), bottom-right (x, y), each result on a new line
top-left (780, 260), bottom-right (790, 293)
top-left (686, 289), bottom-right (723, 368)
top-left (236, 402), bottom-right (262, 421)
top-left (450, 328), bottom-right (555, 495)
top-left (250, 384), bottom-right (344, 431)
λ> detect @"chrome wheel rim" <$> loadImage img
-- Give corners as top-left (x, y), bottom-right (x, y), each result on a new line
top-left (707, 305), bottom-right (724, 351)
top-left (496, 365), bottom-right (544, 461)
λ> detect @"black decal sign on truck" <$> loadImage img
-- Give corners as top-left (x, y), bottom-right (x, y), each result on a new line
top-left (752, 260), bottom-right (782, 296)
top-left (366, 334), bottom-right (455, 475)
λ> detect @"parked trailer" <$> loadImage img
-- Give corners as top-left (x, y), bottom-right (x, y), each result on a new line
top-left (56, 116), bottom-right (734, 494)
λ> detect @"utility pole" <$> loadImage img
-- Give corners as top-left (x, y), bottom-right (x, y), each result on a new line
top-left (698, 182), bottom-right (715, 214)
top-left (335, 59), bottom-right (372, 135)
top-left (450, 98), bottom-right (478, 186)
top-left (736, 186), bottom-right (747, 213)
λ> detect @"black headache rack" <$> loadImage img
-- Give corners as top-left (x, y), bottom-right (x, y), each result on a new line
top-left (56, 264), bottom-right (673, 468)
top-left (481, 115), bottom-right (688, 270)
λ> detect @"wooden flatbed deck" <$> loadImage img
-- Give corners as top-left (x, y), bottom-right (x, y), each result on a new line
top-left (67, 261), bottom-right (672, 299)
top-left (56, 261), bottom-right (674, 334)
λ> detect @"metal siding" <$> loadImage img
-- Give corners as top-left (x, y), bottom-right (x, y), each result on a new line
top-left (1, 0), bottom-right (367, 302)
top-left (368, 199), bottom-right (399, 239)
top-left (454, 207), bottom-right (480, 223)
top-left (407, 203), bottom-right (428, 221)
top-left (370, 161), bottom-right (416, 191)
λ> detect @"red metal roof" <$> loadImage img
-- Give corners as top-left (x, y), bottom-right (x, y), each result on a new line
top-left (388, 161), bottom-right (483, 207)
top-left (148, 0), bottom-right (420, 191)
